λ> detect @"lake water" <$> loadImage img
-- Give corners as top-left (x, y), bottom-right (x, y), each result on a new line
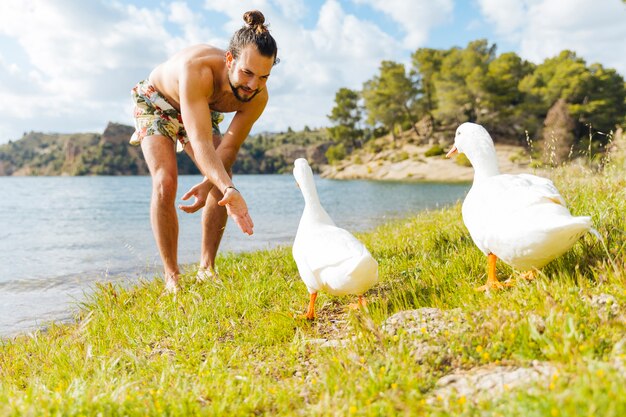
top-left (0, 175), bottom-right (469, 336)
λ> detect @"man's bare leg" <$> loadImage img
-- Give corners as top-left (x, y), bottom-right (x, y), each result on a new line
top-left (186, 133), bottom-right (229, 275)
top-left (200, 186), bottom-right (229, 272)
top-left (141, 135), bottom-right (180, 292)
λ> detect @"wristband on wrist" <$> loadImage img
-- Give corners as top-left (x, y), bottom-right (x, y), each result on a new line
top-left (223, 185), bottom-right (239, 194)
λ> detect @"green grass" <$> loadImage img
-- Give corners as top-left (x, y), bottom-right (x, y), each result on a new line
top-left (1, 163), bottom-right (625, 416)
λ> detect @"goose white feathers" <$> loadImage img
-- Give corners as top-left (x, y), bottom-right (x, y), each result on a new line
top-left (292, 158), bottom-right (378, 319)
top-left (447, 122), bottom-right (593, 290)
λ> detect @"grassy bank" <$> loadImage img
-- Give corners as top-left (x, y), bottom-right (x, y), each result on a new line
top-left (1, 162), bottom-right (625, 416)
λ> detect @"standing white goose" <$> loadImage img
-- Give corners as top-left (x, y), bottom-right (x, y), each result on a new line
top-left (292, 158), bottom-right (379, 319)
top-left (446, 122), bottom-right (593, 291)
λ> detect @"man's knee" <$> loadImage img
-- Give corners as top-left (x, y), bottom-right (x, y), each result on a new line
top-left (152, 171), bottom-right (177, 203)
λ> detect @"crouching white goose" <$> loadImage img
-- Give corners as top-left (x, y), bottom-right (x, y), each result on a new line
top-left (292, 158), bottom-right (379, 319)
top-left (446, 122), bottom-right (594, 291)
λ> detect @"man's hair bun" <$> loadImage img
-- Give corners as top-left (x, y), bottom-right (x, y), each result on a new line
top-left (243, 10), bottom-right (267, 33)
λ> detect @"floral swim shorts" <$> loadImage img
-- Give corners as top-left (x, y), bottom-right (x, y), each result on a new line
top-left (129, 79), bottom-right (224, 153)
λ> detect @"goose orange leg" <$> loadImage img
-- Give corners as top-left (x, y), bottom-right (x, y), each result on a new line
top-left (348, 295), bottom-right (367, 310)
top-left (302, 292), bottom-right (317, 320)
top-left (475, 253), bottom-right (512, 291)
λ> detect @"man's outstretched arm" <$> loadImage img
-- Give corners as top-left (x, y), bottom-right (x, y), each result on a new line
top-left (178, 65), bottom-right (254, 235)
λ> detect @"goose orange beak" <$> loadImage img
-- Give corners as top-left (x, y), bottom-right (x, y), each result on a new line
top-left (446, 145), bottom-right (458, 158)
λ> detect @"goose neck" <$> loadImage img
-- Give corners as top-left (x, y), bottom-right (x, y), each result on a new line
top-left (473, 162), bottom-right (500, 181)
top-left (302, 189), bottom-right (322, 207)
top-left (467, 146), bottom-right (500, 181)
top-left (299, 176), bottom-right (321, 206)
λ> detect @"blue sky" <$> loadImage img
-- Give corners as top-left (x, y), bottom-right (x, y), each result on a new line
top-left (0, 0), bottom-right (624, 143)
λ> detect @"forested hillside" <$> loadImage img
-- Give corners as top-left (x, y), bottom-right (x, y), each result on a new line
top-left (233, 127), bottom-right (331, 174)
top-left (0, 123), bottom-right (147, 176)
top-left (325, 39), bottom-right (626, 166)
top-left (0, 123), bottom-right (331, 176)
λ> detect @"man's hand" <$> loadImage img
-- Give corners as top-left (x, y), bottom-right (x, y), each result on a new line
top-left (218, 188), bottom-right (254, 235)
top-left (179, 181), bottom-right (211, 213)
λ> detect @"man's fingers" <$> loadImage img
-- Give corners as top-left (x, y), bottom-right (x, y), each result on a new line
top-left (245, 214), bottom-right (254, 235)
top-left (234, 214), bottom-right (254, 235)
top-left (178, 201), bottom-right (203, 213)
top-left (179, 206), bottom-right (198, 214)
top-left (240, 221), bottom-right (253, 235)
top-left (181, 191), bottom-right (193, 201)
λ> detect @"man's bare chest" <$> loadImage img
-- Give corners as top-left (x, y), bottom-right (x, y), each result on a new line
top-left (209, 93), bottom-right (244, 113)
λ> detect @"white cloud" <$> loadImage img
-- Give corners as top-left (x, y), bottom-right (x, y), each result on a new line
top-left (273, 0), bottom-right (308, 20)
top-left (0, 0), bottom-right (188, 138)
top-left (292, 0), bottom-right (399, 90)
top-left (168, 1), bottom-right (219, 47)
top-left (352, 0), bottom-right (454, 48)
top-left (478, 0), bottom-right (626, 74)
top-left (475, 0), bottom-right (529, 40)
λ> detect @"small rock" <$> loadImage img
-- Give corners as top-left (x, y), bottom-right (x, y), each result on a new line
top-left (382, 308), bottom-right (469, 364)
top-left (427, 362), bottom-right (558, 404)
top-left (382, 308), bottom-right (469, 337)
top-left (582, 293), bottom-right (621, 321)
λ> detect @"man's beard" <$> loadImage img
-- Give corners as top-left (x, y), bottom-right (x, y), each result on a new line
top-left (229, 79), bottom-right (260, 103)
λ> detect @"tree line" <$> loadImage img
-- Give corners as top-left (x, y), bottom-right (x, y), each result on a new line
top-left (0, 124), bottom-right (332, 176)
top-left (327, 39), bottom-right (626, 164)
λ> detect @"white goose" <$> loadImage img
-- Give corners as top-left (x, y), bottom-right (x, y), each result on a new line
top-left (446, 122), bottom-right (593, 291)
top-left (292, 158), bottom-right (379, 319)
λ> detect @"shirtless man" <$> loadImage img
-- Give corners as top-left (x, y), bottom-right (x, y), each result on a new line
top-left (129, 10), bottom-right (278, 292)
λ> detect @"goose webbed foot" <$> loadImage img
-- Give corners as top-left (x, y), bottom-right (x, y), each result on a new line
top-left (519, 270), bottom-right (538, 281)
top-left (474, 253), bottom-right (512, 292)
top-left (475, 279), bottom-right (513, 292)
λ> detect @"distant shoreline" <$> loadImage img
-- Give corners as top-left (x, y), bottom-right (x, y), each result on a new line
top-left (320, 143), bottom-right (544, 182)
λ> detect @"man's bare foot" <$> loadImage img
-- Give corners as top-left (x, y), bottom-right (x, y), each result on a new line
top-left (197, 267), bottom-right (222, 284)
top-left (164, 274), bottom-right (180, 294)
